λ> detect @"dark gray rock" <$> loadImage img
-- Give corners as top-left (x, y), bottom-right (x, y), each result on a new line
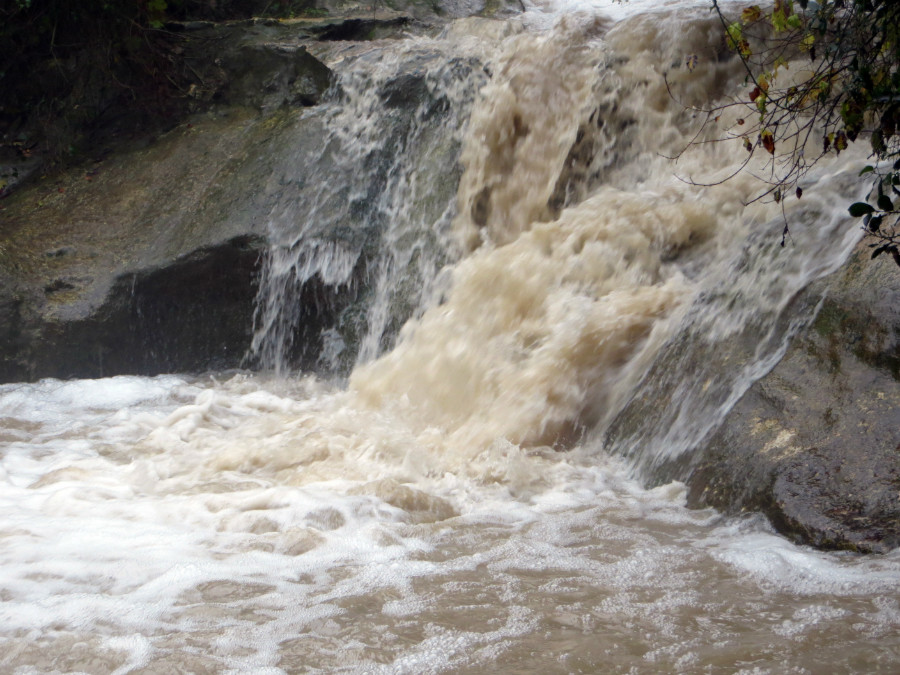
top-left (687, 244), bottom-right (900, 553)
top-left (0, 15), bottom-right (478, 382)
top-left (221, 43), bottom-right (333, 110)
top-left (0, 18), bottom-right (337, 199)
top-left (0, 104), bottom-right (310, 381)
top-left (307, 17), bottom-right (414, 41)
top-left (4, 236), bottom-right (265, 380)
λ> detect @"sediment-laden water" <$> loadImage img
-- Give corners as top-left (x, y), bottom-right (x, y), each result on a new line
top-left (2, 1), bottom-right (898, 673)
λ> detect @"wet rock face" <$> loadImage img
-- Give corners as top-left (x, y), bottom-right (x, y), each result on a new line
top-left (0, 289), bottom-right (28, 381)
top-left (0, 238), bottom-right (259, 380)
top-left (0, 231), bottom-right (359, 381)
top-left (308, 17), bottom-right (414, 41)
top-left (0, 14), bottom-right (478, 383)
top-left (0, 19), bottom-right (336, 196)
top-left (220, 43), bottom-right (333, 110)
top-left (688, 245), bottom-right (900, 553)
top-left (0, 25), bottom-right (336, 382)
top-left (0, 237), bottom-right (264, 381)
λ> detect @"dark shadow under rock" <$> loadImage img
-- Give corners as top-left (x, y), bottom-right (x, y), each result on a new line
top-left (9, 236), bottom-right (266, 380)
top-left (309, 17), bottom-right (413, 41)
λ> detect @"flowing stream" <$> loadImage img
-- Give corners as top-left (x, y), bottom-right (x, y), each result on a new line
top-left (2, 1), bottom-right (900, 673)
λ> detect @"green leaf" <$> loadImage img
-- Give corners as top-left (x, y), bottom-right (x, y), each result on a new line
top-left (727, 22), bottom-right (742, 48)
top-left (834, 130), bottom-right (848, 153)
top-left (848, 202), bottom-right (875, 217)
top-left (859, 165), bottom-right (875, 176)
top-left (877, 194), bottom-right (894, 211)
top-left (772, 11), bottom-right (787, 32)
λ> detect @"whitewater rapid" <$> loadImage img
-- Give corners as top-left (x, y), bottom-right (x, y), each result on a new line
top-left (1, 375), bottom-right (899, 673)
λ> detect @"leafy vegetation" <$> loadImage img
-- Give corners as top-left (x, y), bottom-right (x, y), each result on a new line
top-left (689, 0), bottom-right (900, 265)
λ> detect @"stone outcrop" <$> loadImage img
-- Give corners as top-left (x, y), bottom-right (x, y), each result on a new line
top-left (0, 18), bottom-right (336, 199)
top-left (0, 236), bottom-right (264, 381)
top-left (0, 11), bottom-right (488, 382)
top-left (687, 243), bottom-right (900, 553)
top-left (0, 21), bottom-right (340, 380)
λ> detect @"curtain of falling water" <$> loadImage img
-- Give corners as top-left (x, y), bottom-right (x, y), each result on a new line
top-left (248, 30), bottom-right (504, 375)
top-left (349, 8), bottom-right (863, 469)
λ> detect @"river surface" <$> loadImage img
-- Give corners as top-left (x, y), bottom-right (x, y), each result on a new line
top-left (1, 375), bottom-right (899, 674)
top-left (2, 0), bottom-right (900, 673)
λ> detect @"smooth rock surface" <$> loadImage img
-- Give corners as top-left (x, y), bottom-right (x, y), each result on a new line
top-left (687, 243), bottom-right (900, 553)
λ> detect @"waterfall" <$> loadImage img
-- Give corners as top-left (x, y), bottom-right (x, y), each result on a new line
top-left (248, 31), bottom-right (500, 375)
top-left (340, 8), bottom-right (862, 476)
top-left (247, 6), bottom-right (864, 478)
top-left (3, 4), bottom-right (898, 672)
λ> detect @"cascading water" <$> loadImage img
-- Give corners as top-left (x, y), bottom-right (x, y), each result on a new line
top-left (249, 30), bottom-right (498, 375)
top-left (1, 2), bottom-right (898, 673)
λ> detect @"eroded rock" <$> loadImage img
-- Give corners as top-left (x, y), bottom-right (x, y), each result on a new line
top-left (687, 244), bottom-right (900, 553)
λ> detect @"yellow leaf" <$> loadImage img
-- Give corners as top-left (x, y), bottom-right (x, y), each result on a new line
top-left (835, 130), bottom-right (848, 152)
top-left (741, 5), bottom-right (762, 23)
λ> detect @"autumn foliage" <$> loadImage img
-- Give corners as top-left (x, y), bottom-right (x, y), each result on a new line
top-left (704, 0), bottom-right (900, 264)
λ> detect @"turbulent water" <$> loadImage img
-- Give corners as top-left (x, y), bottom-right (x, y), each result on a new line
top-left (2, 1), bottom-right (900, 673)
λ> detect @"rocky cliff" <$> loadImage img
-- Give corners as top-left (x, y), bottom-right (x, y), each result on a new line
top-left (0, 8), bottom-right (497, 380)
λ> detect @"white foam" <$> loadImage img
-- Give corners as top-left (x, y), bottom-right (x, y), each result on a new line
top-left (3, 373), bottom-right (897, 673)
top-left (521, 0), bottom-right (746, 26)
top-left (707, 525), bottom-right (900, 596)
top-left (0, 375), bottom-right (190, 421)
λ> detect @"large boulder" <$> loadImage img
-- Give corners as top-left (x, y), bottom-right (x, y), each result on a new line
top-left (0, 100), bottom-right (331, 381)
top-left (686, 243), bottom-right (900, 553)
top-left (0, 236), bottom-right (264, 381)
top-left (0, 18), bottom-right (337, 198)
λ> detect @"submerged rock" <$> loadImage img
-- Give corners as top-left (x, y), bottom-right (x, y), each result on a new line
top-left (688, 244), bottom-right (900, 553)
